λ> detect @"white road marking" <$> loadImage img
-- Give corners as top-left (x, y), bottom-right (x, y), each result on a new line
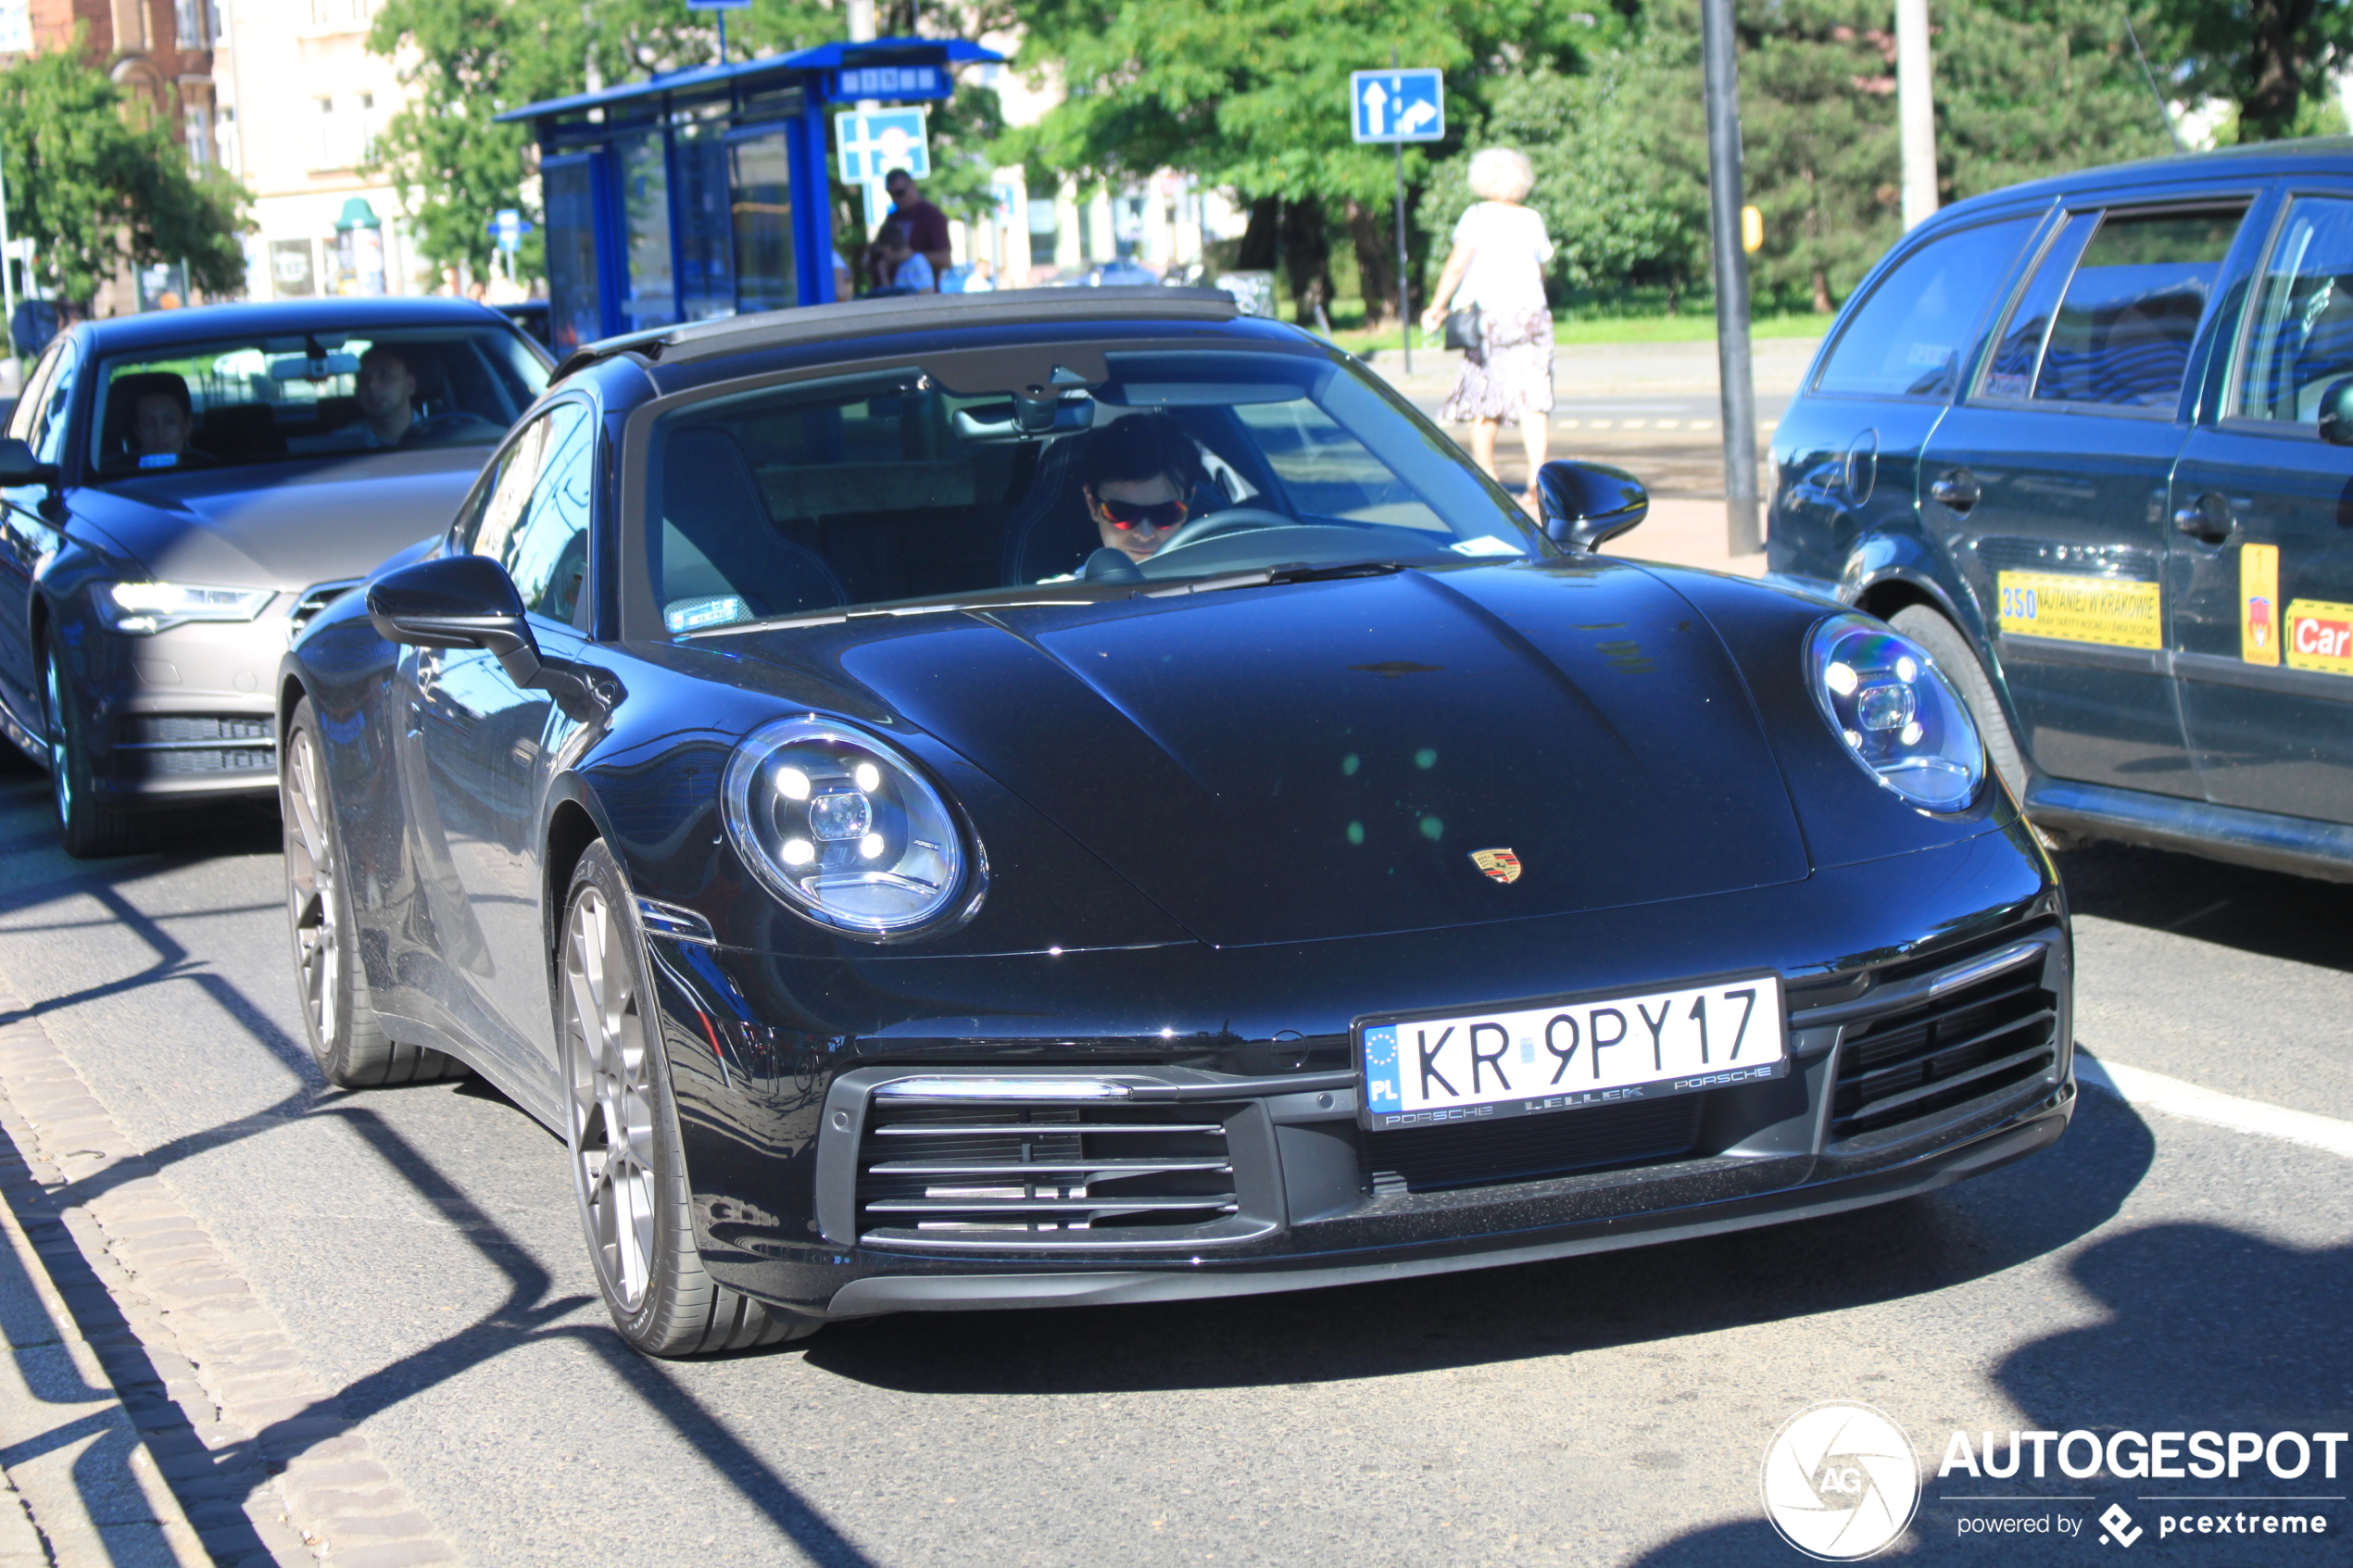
top-left (2076, 1052), bottom-right (2353, 1160)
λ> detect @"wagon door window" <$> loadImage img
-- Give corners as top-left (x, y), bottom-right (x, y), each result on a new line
top-left (2024, 205), bottom-right (2249, 409)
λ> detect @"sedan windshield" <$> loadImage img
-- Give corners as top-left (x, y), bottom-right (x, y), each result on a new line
top-left (648, 347), bottom-right (1543, 633)
top-left (90, 325), bottom-right (547, 480)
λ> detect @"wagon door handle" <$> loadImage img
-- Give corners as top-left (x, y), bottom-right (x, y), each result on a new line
top-left (2173, 493), bottom-right (2236, 546)
top-left (1929, 470), bottom-right (1979, 514)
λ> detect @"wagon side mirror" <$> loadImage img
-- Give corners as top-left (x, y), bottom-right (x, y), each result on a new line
top-left (0, 437), bottom-right (59, 490)
top-left (1535, 460), bottom-right (1649, 552)
top-left (2318, 378), bottom-right (2353, 447)
top-left (367, 553), bottom-right (545, 687)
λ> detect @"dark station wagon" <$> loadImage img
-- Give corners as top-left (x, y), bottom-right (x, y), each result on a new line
top-left (1769, 140), bottom-right (2353, 883)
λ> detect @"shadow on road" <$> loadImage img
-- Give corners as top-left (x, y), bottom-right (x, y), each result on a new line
top-left (2056, 841), bottom-right (2353, 975)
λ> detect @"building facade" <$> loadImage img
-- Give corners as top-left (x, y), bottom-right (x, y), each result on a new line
top-left (213, 0), bottom-right (429, 300)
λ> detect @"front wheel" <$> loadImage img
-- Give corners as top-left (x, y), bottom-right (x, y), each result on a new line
top-left (559, 841), bottom-right (817, 1356)
top-left (44, 641), bottom-right (143, 859)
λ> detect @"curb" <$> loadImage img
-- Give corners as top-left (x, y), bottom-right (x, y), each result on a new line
top-left (0, 976), bottom-right (464, 1566)
top-left (0, 1134), bottom-right (208, 1566)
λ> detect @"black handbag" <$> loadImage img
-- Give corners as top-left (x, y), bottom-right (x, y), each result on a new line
top-left (1441, 305), bottom-right (1482, 352)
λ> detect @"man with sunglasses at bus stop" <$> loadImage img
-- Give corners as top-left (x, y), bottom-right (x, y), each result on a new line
top-left (1075, 413), bottom-right (1212, 568)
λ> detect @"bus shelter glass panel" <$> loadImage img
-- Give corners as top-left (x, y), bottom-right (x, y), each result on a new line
top-left (618, 130), bottom-right (677, 333)
top-left (728, 131), bottom-right (796, 315)
top-left (544, 156), bottom-right (602, 354)
top-left (675, 118), bottom-right (736, 322)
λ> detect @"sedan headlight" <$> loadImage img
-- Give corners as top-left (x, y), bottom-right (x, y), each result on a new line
top-left (1807, 614), bottom-right (1983, 810)
top-left (95, 581), bottom-right (274, 635)
top-left (722, 717), bottom-right (983, 937)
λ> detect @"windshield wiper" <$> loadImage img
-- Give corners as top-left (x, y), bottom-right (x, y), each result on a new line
top-left (1151, 559), bottom-right (1413, 596)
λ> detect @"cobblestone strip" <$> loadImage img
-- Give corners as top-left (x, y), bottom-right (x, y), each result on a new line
top-left (0, 978), bottom-right (464, 1568)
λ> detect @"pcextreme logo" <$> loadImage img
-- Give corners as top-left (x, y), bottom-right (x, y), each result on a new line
top-left (1761, 1402), bottom-right (1921, 1561)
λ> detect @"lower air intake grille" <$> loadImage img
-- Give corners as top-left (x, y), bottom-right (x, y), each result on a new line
top-left (123, 716), bottom-right (271, 745)
top-left (1831, 965), bottom-right (2058, 1139)
top-left (1364, 1095), bottom-right (1704, 1195)
top-left (855, 1102), bottom-right (1239, 1241)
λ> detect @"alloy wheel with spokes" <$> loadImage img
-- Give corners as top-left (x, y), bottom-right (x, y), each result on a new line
top-left (566, 884), bottom-right (658, 1313)
top-left (278, 696), bottom-right (450, 1086)
top-left (44, 642), bottom-right (139, 858)
top-left (284, 724), bottom-right (342, 1056)
top-left (557, 842), bottom-right (815, 1355)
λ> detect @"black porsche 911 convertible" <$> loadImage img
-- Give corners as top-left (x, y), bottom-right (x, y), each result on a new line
top-left (277, 288), bottom-right (2075, 1356)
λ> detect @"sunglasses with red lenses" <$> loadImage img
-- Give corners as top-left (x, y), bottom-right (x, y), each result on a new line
top-left (1098, 497), bottom-right (1189, 532)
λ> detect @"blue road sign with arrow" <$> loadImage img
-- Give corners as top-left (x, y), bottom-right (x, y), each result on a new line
top-left (1351, 69), bottom-right (1444, 144)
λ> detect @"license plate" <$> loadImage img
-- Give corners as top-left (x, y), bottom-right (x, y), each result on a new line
top-left (1356, 972), bottom-right (1787, 1131)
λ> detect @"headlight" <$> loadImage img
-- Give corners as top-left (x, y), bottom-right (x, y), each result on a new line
top-left (95, 581), bottom-right (274, 635)
top-left (1806, 614), bottom-right (1983, 810)
top-left (721, 717), bottom-right (983, 937)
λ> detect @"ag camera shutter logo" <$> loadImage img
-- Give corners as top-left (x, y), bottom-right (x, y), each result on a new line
top-left (1761, 1402), bottom-right (1921, 1560)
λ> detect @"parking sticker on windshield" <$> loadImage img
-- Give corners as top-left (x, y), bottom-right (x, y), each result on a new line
top-left (2241, 544), bottom-right (2281, 665)
top-left (1995, 571), bottom-right (2162, 650)
top-left (2285, 598), bottom-right (2353, 675)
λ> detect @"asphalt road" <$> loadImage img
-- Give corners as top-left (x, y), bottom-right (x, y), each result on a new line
top-left (0, 759), bottom-right (2346, 1567)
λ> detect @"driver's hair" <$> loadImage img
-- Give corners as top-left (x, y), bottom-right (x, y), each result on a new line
top-left (1073, 412), bottom-right (1203, 495)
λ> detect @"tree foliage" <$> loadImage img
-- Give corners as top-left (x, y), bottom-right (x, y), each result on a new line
top-left (1008, 0), bottom-right (1622, 320)
top-left (2145, 0), bottom-right (2353, 142)
top-left (1406, 0), bottom-right (2185, 317)
top-left (0, 41), bottom-right (253, 307)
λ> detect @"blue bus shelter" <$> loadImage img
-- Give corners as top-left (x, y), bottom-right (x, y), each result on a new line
top-left (498, 38), bottom-right (1002, 353)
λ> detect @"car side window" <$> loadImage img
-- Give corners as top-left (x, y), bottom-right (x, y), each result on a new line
top-left (2234, 195), bottom-right (2353, 424)
top-left (1996, 204), bottom-right (2248, 410)
top-left (26, 341), bottom-right (79, 464)
top-left (1812, 216), bottom-right (2038, 398)
top-left (8, 342), bottom-right (63, 444)
top-left (471, 401), bottom-right (593, 627)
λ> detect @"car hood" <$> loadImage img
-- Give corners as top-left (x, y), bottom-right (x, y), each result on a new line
top-left (782, 558), bottom-right (1813, 947)
top-left (67, 447), bottom-right (492, 590)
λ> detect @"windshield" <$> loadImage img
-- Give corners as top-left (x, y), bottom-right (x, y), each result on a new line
top-left (648, 348), bottom-right (1541, 633)
top-left (90, 325), bottom-right (547, 480)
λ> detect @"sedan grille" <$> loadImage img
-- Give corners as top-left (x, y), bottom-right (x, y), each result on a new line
top-left (1364, 1095), bottom-right (1704, 1195)
top-left (1830, 965), bottom-right (2058, 1139)
top-left (855, 1102), bottom-right (1239, 1241)
top-left (113, 716), bottom-right (275, 777)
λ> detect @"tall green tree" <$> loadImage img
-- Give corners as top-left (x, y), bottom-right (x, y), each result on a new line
top-left (1009, 0), bottom-right (1618, 323)
top-left (0, 41), bottom-right (252, 307)
top-left (2145, 0), bottom-right (2353, 142)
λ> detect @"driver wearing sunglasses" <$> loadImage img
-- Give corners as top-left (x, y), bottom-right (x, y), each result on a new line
top-left (1076, 413), bottom-right (1208, 566)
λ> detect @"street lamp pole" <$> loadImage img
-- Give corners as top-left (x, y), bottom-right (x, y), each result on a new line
top-left (0, 140), bottom-right (18, 383)
top-left (1700, 0), bottom-right (1760, 557)
top-left (1895, 0), bottom-right (1938, 229)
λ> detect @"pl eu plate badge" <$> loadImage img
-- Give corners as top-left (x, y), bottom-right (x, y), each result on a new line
top-left (1469, 847), bottom-right (1523, 884)
top-left (1363, 1025), bottom-right (1403, 1112)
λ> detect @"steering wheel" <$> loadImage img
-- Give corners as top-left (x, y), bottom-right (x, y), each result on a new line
top-left (1151, 506), bottom-right (1296, 557)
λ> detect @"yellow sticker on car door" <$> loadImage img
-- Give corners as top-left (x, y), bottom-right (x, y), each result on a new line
top-left (1995, 571), bottom-right (2163, 650)
top-left (2286, 599), bottom-right (2353, 674)
top-left (2240, 544), bottom-right (2280, 665)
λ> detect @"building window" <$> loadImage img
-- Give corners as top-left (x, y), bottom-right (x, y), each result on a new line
top-left (173, 0), bottom-right (214, 48)
top-left (308, 0), bottom-right (373, 31)
top-left (184, 106), bottom-right (211, 168)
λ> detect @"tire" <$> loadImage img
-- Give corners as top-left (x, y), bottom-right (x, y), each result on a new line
top-left (44, 640), bottom-right (145, 859)
top-left (559, 841), bottom-right (817, 1357)
top-left (1890, 604), bottom-right (2029, 804)
top-left (282, 697), bottom-right (464, 1087)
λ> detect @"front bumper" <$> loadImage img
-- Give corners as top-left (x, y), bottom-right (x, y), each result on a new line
top-left (648, 821), bottom-right (2075, 1320)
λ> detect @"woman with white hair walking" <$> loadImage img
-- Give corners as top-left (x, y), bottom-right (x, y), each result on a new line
top-left (1419, 147), bottom-right (1555, 509)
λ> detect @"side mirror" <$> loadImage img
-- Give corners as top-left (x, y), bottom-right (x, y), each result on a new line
top-left (2319, 378), bottom-right (2353, 447)
top-left (1535, 460), bottom-right (1649, 552)
top-left (366, 553), bottom-right (544, 687)
top-left (0, 437), bottom-right (60, 490)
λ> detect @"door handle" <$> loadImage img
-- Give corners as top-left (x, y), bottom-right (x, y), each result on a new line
top-left (2173, 494), bottom-right (2236, 546)
top-left (1928, 470), bottom-right (1979, 514)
